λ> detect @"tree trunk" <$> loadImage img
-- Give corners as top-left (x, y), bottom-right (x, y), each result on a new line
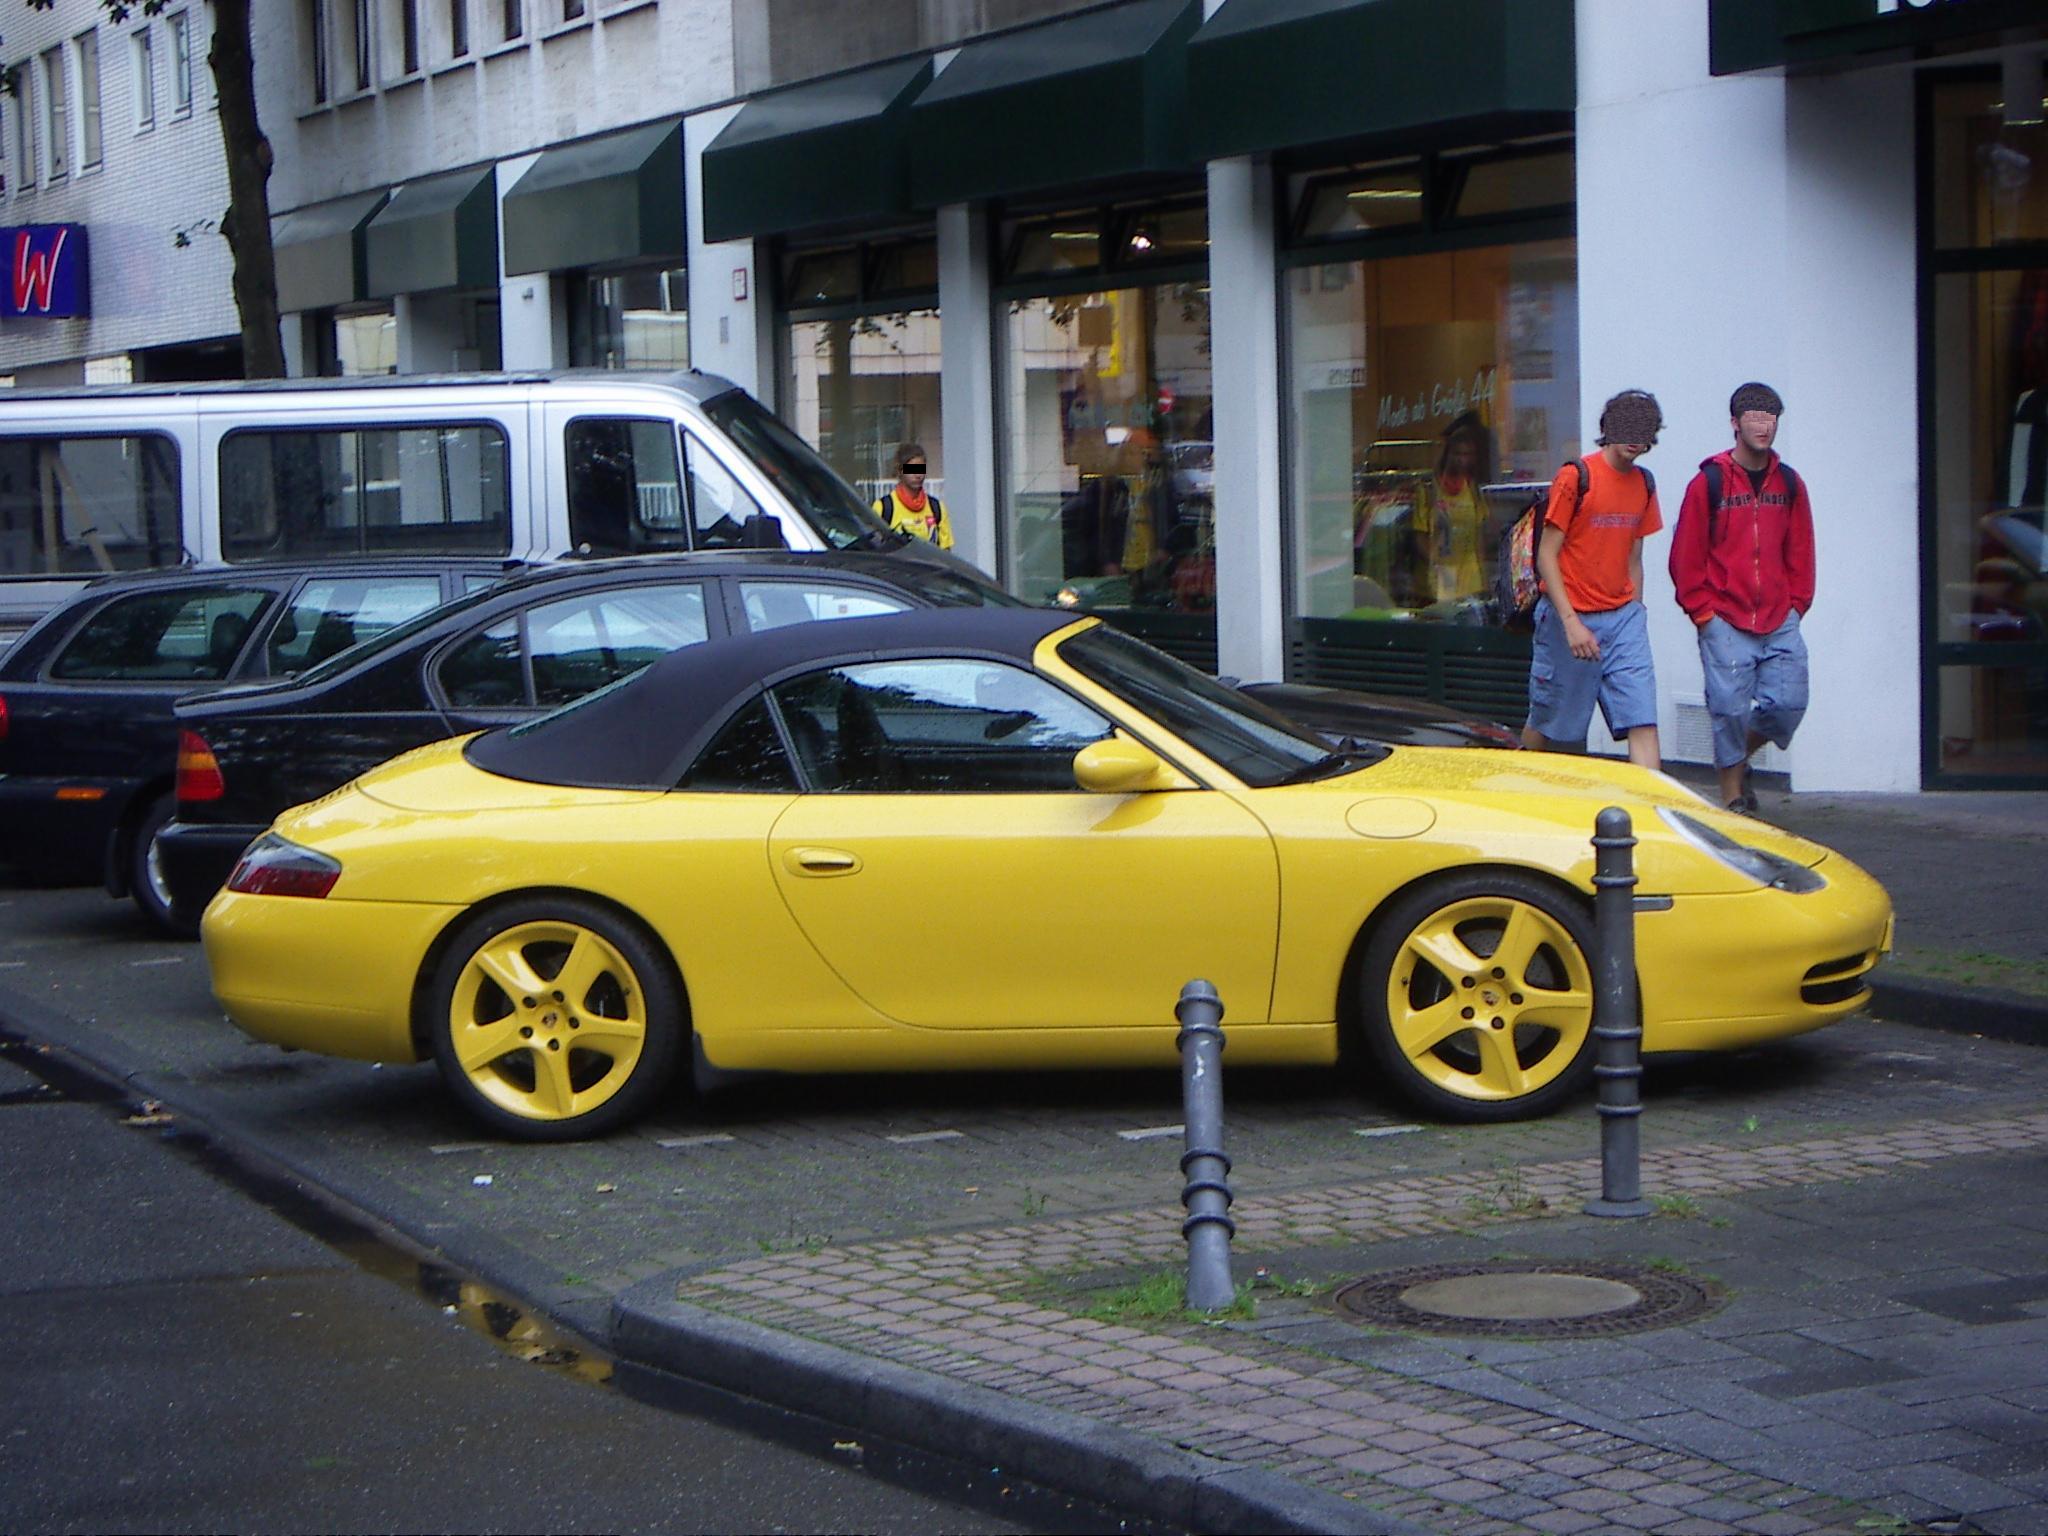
top-left (208, 0), bottom-right (285, 377)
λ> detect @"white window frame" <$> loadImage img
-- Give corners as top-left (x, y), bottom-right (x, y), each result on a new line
top-left (40, 46), bottom-right (68, 182)
top-left (12, 66), bottom-right (33, 190)
top-left (167, 10), bottom-right (193, 116)
top-left (131, 28), bottom-right (156, 132)
top-left (74, 30), bottom-right (101, 171)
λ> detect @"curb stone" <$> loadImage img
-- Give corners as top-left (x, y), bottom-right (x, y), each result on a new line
top-left (1868, 975), bottom-right (2048, 1046)
top-left (611, 1276), bottom-right (1434, 1536)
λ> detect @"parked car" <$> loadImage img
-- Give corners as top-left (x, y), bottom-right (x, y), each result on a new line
top-left (200, 607), bottom-right (1892, 1141)
top-left (0, 557), bottom-right (523, 931)
top-left (164, 551), bottom-right (1520, 932)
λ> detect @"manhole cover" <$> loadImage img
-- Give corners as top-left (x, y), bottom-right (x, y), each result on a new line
top-left (1334, 1261), bottom-right (1722, 1338)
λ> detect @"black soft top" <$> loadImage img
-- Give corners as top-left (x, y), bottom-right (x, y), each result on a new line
top-left (463, 607), bottom-right (1089, 791)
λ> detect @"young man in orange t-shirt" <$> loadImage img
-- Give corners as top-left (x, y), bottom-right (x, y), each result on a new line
top-left (1520, 390), bottom-right (1665, 769)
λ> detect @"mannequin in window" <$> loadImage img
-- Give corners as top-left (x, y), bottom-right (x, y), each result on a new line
top-left (1414, 411), bottom-right (1496, 609)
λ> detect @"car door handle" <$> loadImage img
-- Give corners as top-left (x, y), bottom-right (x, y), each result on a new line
top-left (784, 846), bottom-right (861, 876)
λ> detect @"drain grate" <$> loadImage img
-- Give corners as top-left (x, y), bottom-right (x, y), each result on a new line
top-left (1333, 1260), bottom-right (1723, 1339)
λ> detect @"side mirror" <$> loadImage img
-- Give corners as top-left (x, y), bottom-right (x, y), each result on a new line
top-left (1073, 734), bottom-right (1179, 794)
top-left (741, 513), bottom-right (789, 550)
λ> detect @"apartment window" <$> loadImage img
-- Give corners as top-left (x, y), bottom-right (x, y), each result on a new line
top-left (350, 0), bottom-right (371, 91)
top-left (564, 0), bottom-right (585, 18)
top-left (502, 0), bottom-right (523, 42)
top-left (131, 29), bottom-right (156, 131)
top-left (309, 0), bottom-right (330, 103)
top-left (449, 0), bottom-right (469, 56)
top-left (399, 0), bottom-right (419, 73)
top-left (74, 31), bottom-right (100, 170)
top-left (0, 98), bottom-right (7, 197)
top-left (40, 47), bottom-right (67, 181)
top-left (13, 67), bottom-right (32, 190)
top-left (167, 11), bottom-right (192, 115)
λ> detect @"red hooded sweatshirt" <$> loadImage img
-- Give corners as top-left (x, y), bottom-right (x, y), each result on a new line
top-left (1669, 449), bottom-right (1815, 634)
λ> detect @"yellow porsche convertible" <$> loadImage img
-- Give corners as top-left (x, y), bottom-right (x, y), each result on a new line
top-left (202, 609), bottom-right (1892, 1141)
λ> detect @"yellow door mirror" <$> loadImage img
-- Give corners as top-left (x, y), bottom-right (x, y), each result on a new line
top-left (1073, 735), bottom-right (1175, 794)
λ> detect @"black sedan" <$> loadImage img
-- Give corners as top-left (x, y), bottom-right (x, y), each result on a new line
top-left (0, 556), bottom-right (521, 931)
top-left (163, 551), bottom-right (1520, 931)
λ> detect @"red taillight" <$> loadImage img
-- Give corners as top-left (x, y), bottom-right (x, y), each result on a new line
top-left (0, 692), bottom-right (9, 743)
top-left (176, 730), bottom-right (226, 803)
top-left (224, 833), bottom-right (341, 899)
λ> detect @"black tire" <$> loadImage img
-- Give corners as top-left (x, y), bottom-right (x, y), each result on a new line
top-left (1354, 870), bottom-right (1597, 1122)
top-left (129, 793), bottom-right (196, 938)
top-left (425, 896), bottom-right (682, 1141)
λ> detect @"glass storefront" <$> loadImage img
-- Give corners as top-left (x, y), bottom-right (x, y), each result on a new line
top-left (569, 265), bottom-right (689, 370)
top-left (998, 195), bottom-right (1213, 653)
top-left (1928, 80), bottom-right (2048, 781)
top-left (780, 236), bottom-right (942, 517)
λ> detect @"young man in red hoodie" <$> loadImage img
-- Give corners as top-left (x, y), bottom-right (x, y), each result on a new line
top-left (1668, 382), bottom-right (1816, 813)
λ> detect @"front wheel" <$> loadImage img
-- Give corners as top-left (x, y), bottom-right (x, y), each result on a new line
top-left (426, 897), bottom-right (683, 1141)
top-left (1355, 871), bottom-right (1596, 1122)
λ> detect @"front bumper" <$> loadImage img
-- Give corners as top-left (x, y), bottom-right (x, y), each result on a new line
top-left (156, 818), bottom-right (265, 923)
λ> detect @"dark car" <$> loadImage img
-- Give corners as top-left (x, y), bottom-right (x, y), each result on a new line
top-left (0, 556), bottom-right (523, 931)
top-left (164, 550), bottom-right (1522, 932)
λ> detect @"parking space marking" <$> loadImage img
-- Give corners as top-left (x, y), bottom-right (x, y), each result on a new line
top-left (127, 957), bottom-right (187, 967)
top-left (1354, 1124), bottom-right (1424, 1138)
top-left (430, 1142), bottom-right (490, 1155)
top-left (1117, 1125), bottom-right (1184, 1142)
top-left (885, 1129), bottom-right (964, 1145)
top-left (655, 1133), bottom-right (737, 1150)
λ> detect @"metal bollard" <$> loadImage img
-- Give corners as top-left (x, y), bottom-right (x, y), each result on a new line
top-left (1175, 979), bottom-right (1237, 1311)
top-left (1584, 806), bottom-right (1653, 1219)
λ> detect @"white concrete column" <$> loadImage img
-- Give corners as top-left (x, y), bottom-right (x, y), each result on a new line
top-left (281, 315), bottom-right (312, 379)
top-left (684, 104), bottom-right (775, 404)
top-left (1205, 154), bottom-right (1286, 685)
top-left (393, 292), bottom-right (466, 374)
top-left (496, 155), bottom-right (562, 370)
top-left (937, 202), bottom-right (998, 578)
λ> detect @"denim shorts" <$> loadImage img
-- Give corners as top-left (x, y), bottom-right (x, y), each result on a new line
top-left (1697, 611), bottom-right (1808, 767)
top-left (1525, 599), bottom-right (1658, 743)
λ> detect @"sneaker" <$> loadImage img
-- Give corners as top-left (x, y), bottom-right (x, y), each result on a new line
top-left (1737, 767), bottom-right (1759, 813)
top-left (1726, 796), bottom-right (1753, 815)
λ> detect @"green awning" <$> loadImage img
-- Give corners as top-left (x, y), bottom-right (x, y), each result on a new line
top-left (272, 189), bottom-right (389, 313)
top-left (365, 164), bottom-right (500, 298)
top-left (1186, 0), bottom-right (1576, 163)
top-left (1711, 0), bottom-right (2047, 76)
top-left (908, 0), bottom-right (1202, 209)
top-left (501, 119), bottom-right (684, 277)
top-left (702, 58), bottom-right (932, 244)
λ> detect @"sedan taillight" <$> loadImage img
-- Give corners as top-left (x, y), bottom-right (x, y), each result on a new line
top-left (225, 833), bottom-right (341, 899)
top-left (0, 692), bottom-right (9, 743)
top-left (176, 730), bottom-right (226, 803)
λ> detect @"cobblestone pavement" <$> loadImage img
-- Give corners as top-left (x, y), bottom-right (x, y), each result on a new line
top-left (4, 796), bottom-right (2048, 1536)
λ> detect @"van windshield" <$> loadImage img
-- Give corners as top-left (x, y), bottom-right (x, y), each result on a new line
top-left (703, 391), bottom-right (901, 553)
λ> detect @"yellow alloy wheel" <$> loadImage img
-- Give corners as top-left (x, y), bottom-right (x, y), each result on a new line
top-left (1358, 872), bottom-right (1596, 1121)
top-left (428, 898), bottom-right (682, 1140)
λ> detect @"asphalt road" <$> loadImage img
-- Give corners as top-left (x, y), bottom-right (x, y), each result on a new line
top-left (0, 1040), bottom-right (1048, 1535)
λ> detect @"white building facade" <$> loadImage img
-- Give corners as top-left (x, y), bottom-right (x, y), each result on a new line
top-left (4, 0), bottom-right (2043, 790)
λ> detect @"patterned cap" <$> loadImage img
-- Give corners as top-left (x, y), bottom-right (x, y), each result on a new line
top-left (1729, 382), bottom-right (1784, 418)
top-left (1597, 390), bottom-right (1663, 447)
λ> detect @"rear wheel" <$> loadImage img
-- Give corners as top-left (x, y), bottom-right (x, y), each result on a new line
top-left (1355, 871), bottom-right (1596, 1122)
top-left (427, 897), bottom-right (682, 1141)
top-left (128, 793), bottom-right (194, 938)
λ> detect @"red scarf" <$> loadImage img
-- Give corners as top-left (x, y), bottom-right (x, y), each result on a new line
top-left (896, 486), bottom-right (928, 513)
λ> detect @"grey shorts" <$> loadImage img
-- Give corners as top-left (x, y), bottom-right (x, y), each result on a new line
top-left (1525, 599), bottom-right (1658, 744)
top-left (1698, 611), bottom-right (1808, 767)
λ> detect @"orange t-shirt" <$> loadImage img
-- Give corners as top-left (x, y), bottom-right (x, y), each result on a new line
top-left (1543, 455), bottom-right (1663, 614)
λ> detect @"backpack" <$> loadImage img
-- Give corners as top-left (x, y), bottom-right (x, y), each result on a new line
top-left (876, 489), bottom-right (946, 541)
top-left (1492, 459), bottom-right (1655, 630)
top-left (1700, 459), bottom-right (1798, 538)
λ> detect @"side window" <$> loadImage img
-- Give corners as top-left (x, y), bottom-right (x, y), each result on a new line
top-left (527, 583), bottom-right (709, 706)
top-left (565, 417), bottom-right (687, 555)
top-left (683, 435), bottom-right (767, 549)
top-left (0, 434), bottom-right (182, 577)
top-left (678, 696), bottom-right (798, 792)
top-left (737, 580), bottom-right (908, 634)
top-left (770, 659), bottom-right (1111, 793)
top-left (437, 617), bottom-right (525, 708)
top-left (50, 586), bottom-right (269, 682)
top-left (267, 575), bottom-right (446, 673)
top-left (219, 423), bottom-right (511, 560)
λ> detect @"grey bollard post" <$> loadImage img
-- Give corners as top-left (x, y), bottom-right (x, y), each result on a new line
top-left (1175, 979), bottom-right (1237, 1311)
top-left (1584, 807), bottom-right (1653, 1219)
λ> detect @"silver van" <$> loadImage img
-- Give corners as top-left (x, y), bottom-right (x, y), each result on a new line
top-left (0, 369), bottom-right (928, 644)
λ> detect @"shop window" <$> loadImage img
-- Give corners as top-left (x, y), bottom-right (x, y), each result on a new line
top-left (784, 247), bottom-right (862, 308)
top-left (1001, 196), bottom-right (1206, 284)
top-left (1003, 284), bottom-right (1214, 615)
top-left (1932, 80), bottom-right (2048, 250)
top-left (1005, 210), bottom-right (1102, 278)
top-left (1448, 148), bottom-right (1573, 223)
top-left (0, 434), bottom-right (183, 576)
top-left (870, 237), bottom-right (937, 296)
top-left (322, 307), bottom-right (397, 375)
top-left (786, 310), bottom-right (943, 507)
top-left (569, 265), bottom-right (688, 369)
top-left (1285, 238), bottom-right (1578, 629)
top-left (1293, 161), bottom-right (1426, 242)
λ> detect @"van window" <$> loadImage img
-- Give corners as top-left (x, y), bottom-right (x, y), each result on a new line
top-left (266, 575), bottom-right (449, 674)
top-left (565, 418), bottom-right (689, 555)
top-left (49, 585), bottom-right (270, 681)
top-left (0, 434), bottom-right (182, 577)
top-left (703, 390), bottom-right (892, 551)
top-left (684, 436), bottom-right (767, 548)
top-left (219, 423), bottom-right (511, 560)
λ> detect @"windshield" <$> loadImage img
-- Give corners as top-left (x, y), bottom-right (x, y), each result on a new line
top-left (1057, 624), bottom-right (1345, 788)
top-left (704, 391), bottom-right (899, 552)
top-left (286, 581), bottom-right (503, 684)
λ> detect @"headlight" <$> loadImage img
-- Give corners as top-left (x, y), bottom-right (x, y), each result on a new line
top-left (1655, 807), bottom-right (1825, 893)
